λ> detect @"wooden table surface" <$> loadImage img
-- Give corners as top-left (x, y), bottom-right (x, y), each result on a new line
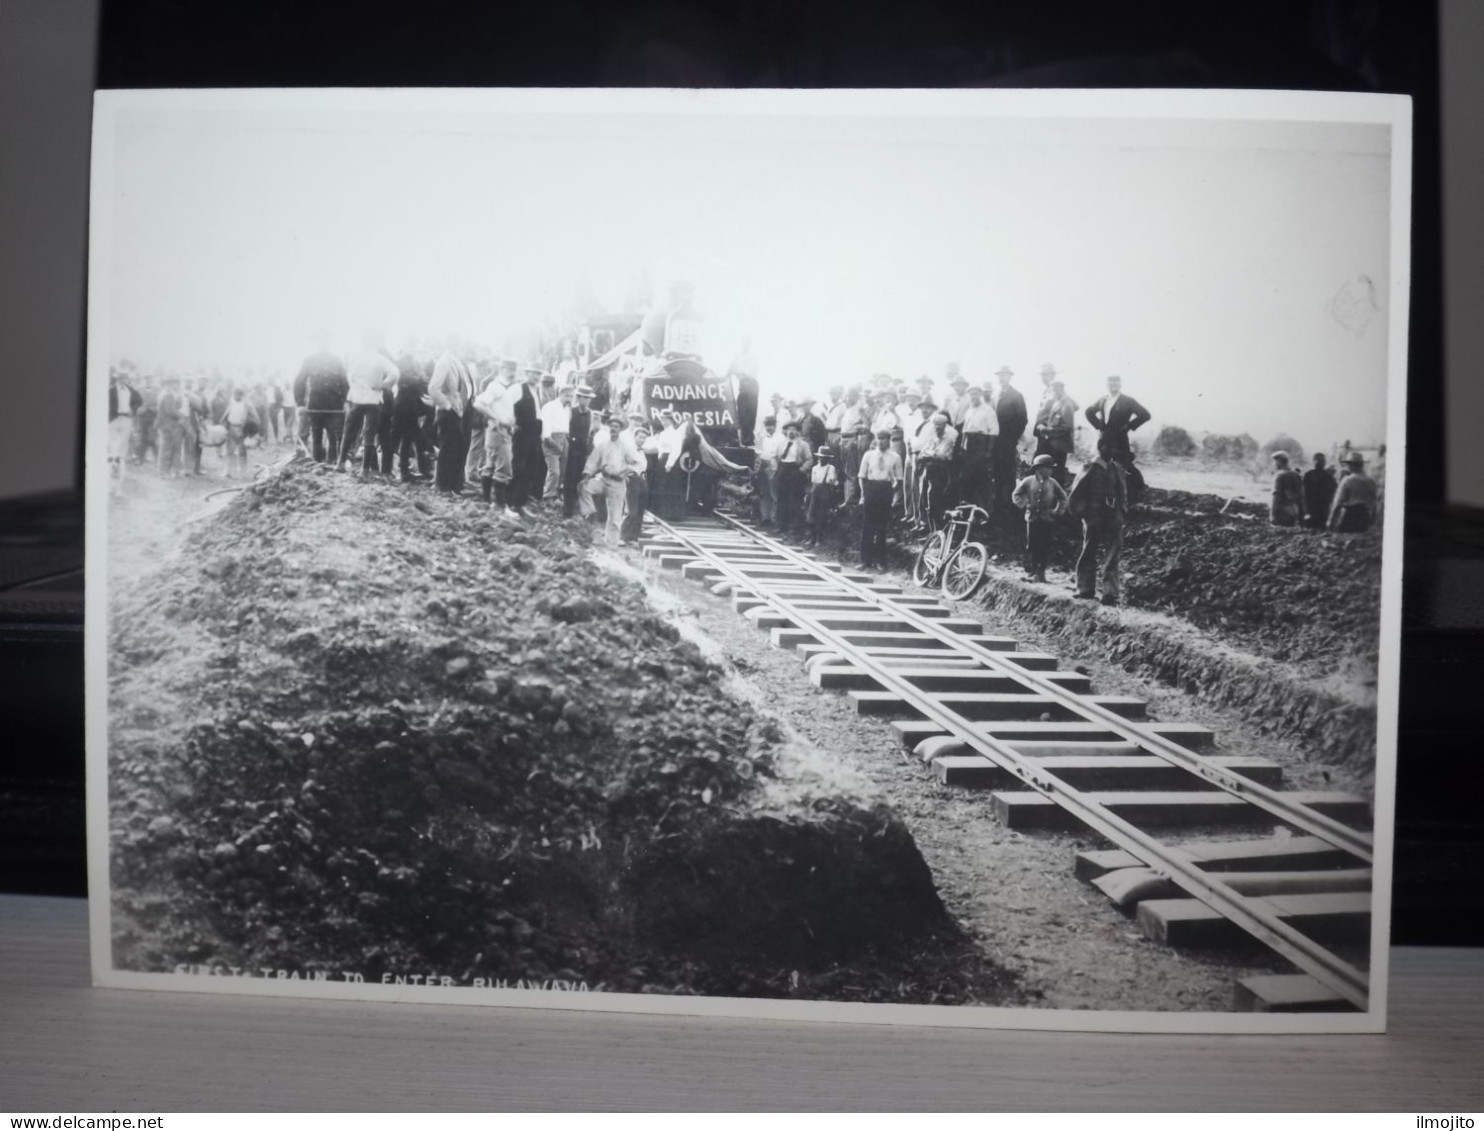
top-left (3, 895), bottom-right (1482, 1111)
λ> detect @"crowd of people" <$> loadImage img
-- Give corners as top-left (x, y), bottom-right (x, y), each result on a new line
top-left (743, 363), bottom-right (1156, 601)
top-left (108, 340), bottom-right (1383, 607)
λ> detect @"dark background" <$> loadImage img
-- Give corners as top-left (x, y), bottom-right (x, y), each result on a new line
top-left (3, 0), bottom-right (1479, 946)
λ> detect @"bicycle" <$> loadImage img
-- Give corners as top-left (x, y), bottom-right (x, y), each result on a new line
top-left (911, 503), bottom-right (991, 599)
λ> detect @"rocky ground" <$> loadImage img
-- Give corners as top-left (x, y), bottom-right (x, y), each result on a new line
top-left (106, 457), bottom-right (1015, 1005)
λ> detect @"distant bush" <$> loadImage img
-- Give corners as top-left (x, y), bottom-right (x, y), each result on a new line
top-left (1152, 425), bottom-right (1197, 458)
top-left (1261, 433), bottom-right (1305, 461)
top-left (1201, 432), bottom-right (1259, 464)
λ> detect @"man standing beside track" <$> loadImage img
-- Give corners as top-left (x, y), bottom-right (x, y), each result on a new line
top-left (1067, 437), bottom-right (1128, 606)
top-left (957, 384), bottom-right (999, 514)
top-left (563, 384), bottom-right (597, 518)
top-left (857, 428), bottom-right (903, 570)
top-left (754, 414), bottom-right (783, 526)
top-left (993, 366), bottom-right (1028, 515)
top-left (582, 414), bottom-right (646, 547)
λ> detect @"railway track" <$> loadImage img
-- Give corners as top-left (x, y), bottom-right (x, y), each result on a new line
top-left (638, 511), bottom-right (1376, 1013)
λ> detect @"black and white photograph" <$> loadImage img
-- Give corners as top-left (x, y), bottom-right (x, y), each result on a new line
top-left (85, 88), bottom-right (1409, 1031)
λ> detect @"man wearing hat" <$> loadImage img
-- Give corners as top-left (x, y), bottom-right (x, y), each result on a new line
top-left (768, 392), bottom-right (793, 429)
top-left (1036, 363), bottom-right (1058, 412)
top-left (942, 371), bottom-right (971, 427)
top-left (1085, 375), bottom-right (1151, 493)
top-left (1033, 377), bottom-right (1078, 482)
top-left (871, 390), bottom-right (902, 443)
top-left (904, 397), bottom-right (937, 527)
top-left (793, 396), bottom-right (828, 454)
top-left (775, 419), bottom-right (813, 533)
top-left (540, 383), bottom-right (574, 502)
top-left (1269, 451), bottom-right (1304, 527)
top-left (561, 384), bottom-right (597, 517)
top-left (581, 413), bottom-right (646, 547)
top-left (1066, 437), bottom-right (1128, 605)
top-left (507, 362), bottom-right (543, 514)
top-left (957, 384), bottom-right (1000, 512)
top-left (836, 386), bottom-right (869, 442)
top-left (1328, 452), bottom-right (1378, 532)
top-left (536, 369), bottom-right (559, 410)
top-left (619, 418), bottom-right (654, 544)
top-left (804, 444), bottom-right (840, 547)
top-left (918, 410), bottom-right (959, 526)
top-left (472, 360), bottom-right (517, 518)
top-left (822, 384), bottom-right (848, 446)
top-left (1012, 454), bottom-right (1069, 582)
top-left (857, 429), bottom-right (904, 570)
top-left (837, 422), bottom-right (870, 509)
top-left (993, 366), bottom-right (1028, 513)
top-left (1302, 453), bottom-right (1339, 530)
top-left (916, 373), bottom-right (936, 404)
top-left (754, 414), bottom-right (784, 526)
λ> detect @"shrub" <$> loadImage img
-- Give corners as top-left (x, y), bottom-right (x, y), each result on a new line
top-left (1200, 432), bottom-right (1259, 464)
top-left (1152, 424), bottom-right (1197, 458)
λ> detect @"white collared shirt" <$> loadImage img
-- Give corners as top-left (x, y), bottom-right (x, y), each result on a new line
top-left (540, 398), bottom-right (572, 436)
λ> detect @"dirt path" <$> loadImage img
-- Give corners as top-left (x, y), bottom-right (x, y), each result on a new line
top-left (605, 544), bottom-right (1291, 1012)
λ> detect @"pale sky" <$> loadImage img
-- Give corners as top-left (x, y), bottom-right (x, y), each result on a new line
top-left (102, 101), bottom-right (1395, 450)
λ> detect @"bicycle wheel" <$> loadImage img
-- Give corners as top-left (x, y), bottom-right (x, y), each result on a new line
top-left (912, 531), bottom-right (949, 587)
top-left (941, 540), bottom-right (989, 600)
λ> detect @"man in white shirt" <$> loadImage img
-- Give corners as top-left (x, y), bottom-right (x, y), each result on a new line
top-left (774, 420), bottom-right (812, 532)
top-left (473, 362), bottom-right (518, 518)
top-left (339, 330), bottom-right (400, 475)
top-left (919, 411), bottom-right (959, 525)
top-left (822, 384), bottom-right (848, 445)
top-left (753, 414), bottom-right (784, 526)
top-left (942, 373), bottom-right (971, 426)
top-left (870, 391), bottom-right (902, 438)
top-left (653, 409), bottom-right (688, 471)
top-left (958, 384), bottom-right (999, 512)
top-left (836, 387), bottom-right (869, 441)
top-left (581, 415), bottom-right (646, 546)
top-left (857, 429), bottom-right (903, 569)
top-left (540, 385), bottom-right (574, 501)
top-left (768, 392), bottom-right (792, 429)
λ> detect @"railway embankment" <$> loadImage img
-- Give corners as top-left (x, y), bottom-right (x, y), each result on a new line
top-left (106, 461), bottom-right (1015, 1004)
top-left (807, 484), bottom-right (1382, 780)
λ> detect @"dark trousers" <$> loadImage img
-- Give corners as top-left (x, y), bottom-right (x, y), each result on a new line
top-left (435, 409), bottom-right (465, 492)
top-left (387, 411), bottom-right (433, 479)
top-left (921, 460), bottom-right (951, 525)
top-left (458, 411), bottom-right (475, 492)
top-left (993, 438), bottom-right (1021, 514)
top-left (339, 403), bottom-right (381, 471)
top-left (621, 472), bottom-right (648, 541)
top-left (509, 428), bottom-right (541, 509)
top-left (1025, 519), bottom-right (1053, 576)
top-left (737, 377), bottom-right (759, 447)
top-left (310, 409), bottom-right (344, 464)
top-left (776, 464), bottom-right (805, 530)
top-left (860, 479), bottom-right (894, 566)
top-left (1076, 513), bottom-right (1124, 601)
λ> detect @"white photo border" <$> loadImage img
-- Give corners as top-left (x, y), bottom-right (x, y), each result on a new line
top-left (84, 86), bottom-right (1411, 1034)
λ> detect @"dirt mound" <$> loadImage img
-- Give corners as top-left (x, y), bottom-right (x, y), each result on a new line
top-left (108, 463), bottom-right (1004, 1002)
top-left (1121, 512), bottom-right (1383, 676)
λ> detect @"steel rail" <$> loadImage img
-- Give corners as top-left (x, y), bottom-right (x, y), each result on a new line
top-left (706, 513), bottom-right (1374, 866)
top-left (645, 514), bottom-right (1371, 1010)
